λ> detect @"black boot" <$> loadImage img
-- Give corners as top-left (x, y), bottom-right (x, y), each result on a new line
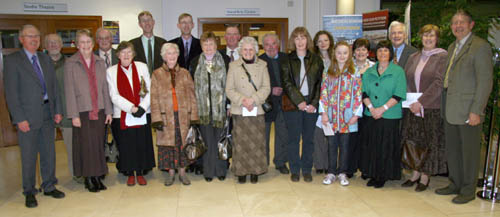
top-left (85, 177), bottom-right (99, 192)
top-left (250, 174), bottom-right (258, 184)
top-left (238, 175), bottom-right (246, 184)
top-left (96, 176), bottom-right (107, 190)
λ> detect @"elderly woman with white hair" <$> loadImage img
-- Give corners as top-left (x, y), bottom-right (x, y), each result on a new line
top-left (226, 36), bottom-right (271, 184)
top-left (151, 42), bottom-right (198, 186)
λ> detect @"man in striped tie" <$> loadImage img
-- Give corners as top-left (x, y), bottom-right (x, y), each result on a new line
top-left (95, 28), bottom-right (118, 68)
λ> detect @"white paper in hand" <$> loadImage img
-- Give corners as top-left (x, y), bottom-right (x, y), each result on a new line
top-left (125, 112), bottom-right (147, 126)
top-left (242, 106), bottom-right (258, 117)
top-left (402, 92), bottom-right (423, 108)
top-left (322, 122), bottom-right (335, 136)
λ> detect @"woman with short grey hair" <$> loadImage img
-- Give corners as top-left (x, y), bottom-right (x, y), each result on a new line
top-left (226, 36), bottom-right (271, 184)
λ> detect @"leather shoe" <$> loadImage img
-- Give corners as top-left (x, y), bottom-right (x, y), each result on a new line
top-left (291, 174), bottom-right (300, 182)
top-left (374, 180), bottom-right (386, 188)
top-left (435, 185), bottom-right (459, 195)
top-left (85, 177), bottom-right (99, 192)
top-left (367, 178), bottom-right (376, 187)
top-left (179, 175), bottom-right (191, 185)
top-left (361, 174), bottom-right (369, 180)
top-left (43, 189), bottom-right (65, 199)
top-left (204, 177), bottom-right (213, 182)
top-left (250, 174), bottom-right (258, 184)
top-left (127, 176), bottom-right (136, 186)
top-left (303, 174), bottom-right (313, 182)
top-left (218, 176), bottom-right (226, 181)
top-left (238, 176), bottom-right (246, 184)
top-left (25, 194), bottom-right (37, 208)
top-left (401, 178), bottom-right (420, 187)
top-left (452, 194), bottom-right (475, 204)
top-left (415, 180), bottom-right (429, 192)
top-left (96, 177), bottom-right (107, 190)
top-left (195, 166), bottom-right (203, 175)
top-left (137, 176), bottom-right (147, 186)
top-left (276, 166), bottom-right (290, 174)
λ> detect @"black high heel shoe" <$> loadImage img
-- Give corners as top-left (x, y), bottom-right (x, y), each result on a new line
top-left (250, 174), bottom-right (258, 184)
top-left (84, 177), bottom-right (99, 193)
top-left (238, 176), bottom-right (246, 184)
top-left (96, 177), bottom-right (107, 190)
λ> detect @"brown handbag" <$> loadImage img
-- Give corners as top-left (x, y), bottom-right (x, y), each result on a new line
top-left (401, 139), bottom-right (429, 171)
top-left (281, 61), bottom-right (308, 112)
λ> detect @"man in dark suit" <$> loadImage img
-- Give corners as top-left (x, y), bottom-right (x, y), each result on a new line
top-left (168, 13), bottom-right (202, 71)
top-left (3, 24), bottom-right (65, 208)
top-left (95, 28), bottom-right (118, 68)
top-left (435, 10), bottom-right (493, 204)
top-left (218, 24), bottom-right (241, 62)
top-left (258, 33), bottom-right (289, 174)
top-left (388, 21), bottom-right (417, 68)
top-left (129, 11), bottom-right (167, 74)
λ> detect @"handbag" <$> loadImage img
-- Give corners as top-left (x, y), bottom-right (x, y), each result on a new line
top-left (281, 61), bottom-right (308, 112)
top-left (241, 63), bottom-right (272, 113)
top-left (104, 124), bottom-right (119, 163)
top-left (402, 139), bottom-right (429, 170)
top-left (184, 126), bottom-right (207, 160)
top-left (217, 115), bottom-right (233, 160)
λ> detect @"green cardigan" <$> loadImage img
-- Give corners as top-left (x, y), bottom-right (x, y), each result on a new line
top-left (362, 62), bottom-right (407, 119)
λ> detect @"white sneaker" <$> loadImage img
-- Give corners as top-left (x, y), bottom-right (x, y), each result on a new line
top-left (322, 173), bottom-right (336, 185)
top-left (338, 173), bottom-right (349, 186)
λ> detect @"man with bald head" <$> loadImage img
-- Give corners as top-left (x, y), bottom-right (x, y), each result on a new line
top-left (4, 25), bottom-right (65, 208)
top-left (95, 28), bottom-right (118, 68)
top-left (388, 21), bottom-right (417, 68)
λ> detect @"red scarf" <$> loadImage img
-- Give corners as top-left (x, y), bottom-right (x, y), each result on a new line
top-left (78, 52), bottom-right (99, 120)
top-left (117, 61), bottom-right (141, 129)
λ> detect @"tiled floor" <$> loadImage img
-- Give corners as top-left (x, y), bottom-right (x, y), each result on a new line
top-left (0, 140), bottom-right (499, 217)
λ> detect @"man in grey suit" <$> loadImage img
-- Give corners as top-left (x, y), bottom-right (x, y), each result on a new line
top-left (95, 28), bottom-right (118, 68)
top-left (388, 21), bottom-right (417, 68)
top-left (435, 10), bottom-right (493, 204)
top-left (3, 25), bottom-right (65, 208)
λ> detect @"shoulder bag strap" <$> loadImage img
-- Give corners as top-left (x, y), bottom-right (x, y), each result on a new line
top-left (241, 63), bottom-right (259, 92)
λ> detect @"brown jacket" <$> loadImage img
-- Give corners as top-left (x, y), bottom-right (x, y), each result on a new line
top-left (151, 64), bottom-right (198, 146)
top-left (404, 51), bottom-right (447, 109)
top-left (64, 53), bottom-right (113, 118)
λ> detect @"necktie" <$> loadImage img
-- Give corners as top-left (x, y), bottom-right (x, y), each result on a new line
top-left (31, 55), bottom-right (47, 96)
top-left (184, 41), bottom-right (189, 67)
top-left (104, 52), bottom-right (110, 68)
top-left (393, 47), bottom-right (399, 65)
top-left (148, 39), bottom-right (153, 74)
top-left (443, 43), bottom-right (459, 88)
top-left (230, 50), bottom-right (234, 62)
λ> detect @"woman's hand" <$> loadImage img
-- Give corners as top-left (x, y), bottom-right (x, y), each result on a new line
top-left (242, 98), bottom-right (255, 111)
top-left (131, 106), bottom-right (139, 113)
top-left (348, 116), bottom-right (359, 125)
top-left (321, 113), bottom-right (329, 126)
top-left (105, 115), bottom-right (112, 124)
top-left (371, 107), bottom-right (385, 119)
top-left (306, 105), bottom-right (316, 113)
top-left (72, 118), bottom-right (81, 127)
top-left (297, 101), bottom-right (307, 111)
top-left (409, 102), bottom-right (422, 115)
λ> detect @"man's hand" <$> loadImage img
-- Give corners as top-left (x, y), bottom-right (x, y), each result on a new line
top-left (105, 115), bottom-right (113, 125)
top-left (54, 114), bottom-right (62, 124)
top-left (72, 118), bottom-right (81, 128)
top-left (272, 87), bottom-right (283, 96)
top-left (468, 112), bottom-right (481, 126)
top-left (17, 121), bottom-right (30, 133)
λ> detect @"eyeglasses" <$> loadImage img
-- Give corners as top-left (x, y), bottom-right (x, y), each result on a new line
top-left (22, 34), bottom-right (40, 39)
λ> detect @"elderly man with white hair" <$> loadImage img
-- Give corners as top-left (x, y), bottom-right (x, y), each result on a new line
top-left (388, 21), bottom-right (417, 68)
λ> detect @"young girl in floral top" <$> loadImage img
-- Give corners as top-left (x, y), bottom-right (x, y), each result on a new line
top-left (319, 41), bottom-right (362, 186)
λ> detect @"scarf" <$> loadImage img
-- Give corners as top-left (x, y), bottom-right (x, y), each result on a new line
top-left (163, 64), bottom-right (179, 112)
top-left (414, 48), bottom-right (447, 91)
top-left (117, 61), bottom-right (141, 129)
top-left (194, 52), bottom-right (227, 128)
top-left (78, 52), bottom-right (99, 120)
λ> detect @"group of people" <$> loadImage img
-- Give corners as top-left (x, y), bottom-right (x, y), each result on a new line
top-left (3, 9), bottom-right (493, 209)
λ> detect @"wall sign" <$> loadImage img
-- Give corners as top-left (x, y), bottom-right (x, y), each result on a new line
top-left (23, 2), bottom-right (68, 12)
top-left (225, 8), bottom-right (260, 16)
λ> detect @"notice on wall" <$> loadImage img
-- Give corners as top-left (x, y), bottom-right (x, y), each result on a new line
top-left (24, 2), bottom-right (68, 12)
top-left (323, 15), bottom-right (363, 45)
top-left (362, 10), bottom-right (389, 51)
top-left (103, 21), bottom-right (120, 44)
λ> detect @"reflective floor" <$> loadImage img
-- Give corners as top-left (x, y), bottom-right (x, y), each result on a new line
top-left (0, 136), bottom-right (499, 217)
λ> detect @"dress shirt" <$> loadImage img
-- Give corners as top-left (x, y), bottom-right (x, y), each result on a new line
top-left (24, 49), bottom-right (48, 100)
top-left (226, 47), bottom-right (240, 61)
top-left (99, 49), bottom-right (112, 67)
top-left (141, 35), bottom-right (155, 62)
top-left (393, 43), bottom-right (406, 62)
top-left (456, 32), bottom-right (472, 55)
top-left (182, 36), bottom-right (193, 55)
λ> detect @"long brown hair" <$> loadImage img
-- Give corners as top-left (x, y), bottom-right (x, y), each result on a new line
top-left (313, 30), bottom-right (334, 59)
top-left (328, 41), bottom-right (355, 77)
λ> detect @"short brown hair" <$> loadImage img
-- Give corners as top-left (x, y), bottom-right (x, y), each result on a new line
top-left (138, 11), bottom-right (153, 21)
top-left (418, 24), bottom-right (440, 39)
top-left (116, 41), bottom-right (135, 57)
top-left (288, 27), bottom-right (314, 52)
top-left (75, 29), bottom-right (93, 44)
top-left (352, 38), bottom-right (370, 52)
top-left (178, 13), bottom-right (193, 23)
top-left (200, 31), bottom-right (217, 43)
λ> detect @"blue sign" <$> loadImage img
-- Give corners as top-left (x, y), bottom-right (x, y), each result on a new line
top-left (323, 15), bottom-right (363, 45)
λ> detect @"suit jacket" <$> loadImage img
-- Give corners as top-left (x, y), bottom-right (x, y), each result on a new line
top-left (168, 36), bottom-right (202, 71)
top-left (3, 50), bottom-right (62, 129)
top-left (259, 52), bottom-right (287, 122)
top-left (404, 50), bottom-right (447, 109)
top-left (63, 53), bottom-right (113, 119)
top-left (281, 50), bottom-right (324, 109)
top-left (443, 34), bottom-right (493, 125)
top-left (395, 44), bottom-right (418, 69)
top-left (129, 35), bottom-right (167, 71)
top-left (94, 48), bottom-right (119, 66)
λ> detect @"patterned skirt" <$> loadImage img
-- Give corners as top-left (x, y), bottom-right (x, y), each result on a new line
top-left (157, 112), bottom-right (192, 170)
top-left (231, 115), bottom-right (268, 176)
top-left (401, 109), bottom-right (447, 175)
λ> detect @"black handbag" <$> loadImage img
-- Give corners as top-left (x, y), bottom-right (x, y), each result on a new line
top-left (217, 115), bottom-right (233, 160)
top-left (104, 124), bottom-right (119, 163)
top-left (241, 63), bottom-right (272, 113)
top-left (184, 126), bottom-right (207, 160)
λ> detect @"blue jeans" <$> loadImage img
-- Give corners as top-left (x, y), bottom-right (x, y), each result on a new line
top-left (327, 133), bottom-right (350, 174)
top-left (284, 110), bottom-right (318, 175)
